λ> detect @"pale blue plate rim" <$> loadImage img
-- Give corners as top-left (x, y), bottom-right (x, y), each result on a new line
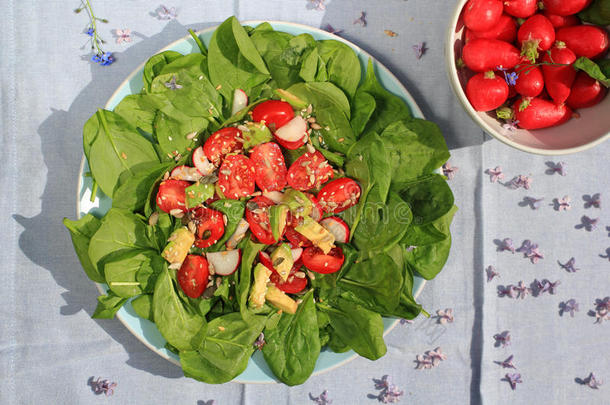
top-left (76, 20), bottom-right (427, 384)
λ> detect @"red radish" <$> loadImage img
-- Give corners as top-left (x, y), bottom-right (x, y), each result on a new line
top-left (274, 115), bottom-right (307, 143)
top-left (231, 89), bottom-right (248, 115)
top-left (518, 14), bottom-right (555, 63)
top-left (226, 218), bottom-right (250, 250)
top-left (466, 71), bottom-right (509, 111)
top-left (170, 165), bottom-right (201, 182)
top-left (463, 0), bottom-right (503, 32)
top-left (514, 65), bottom-right (545, 97)
top-left (556, 26), bottom-right (609, 60)
top-left (192, 146), bottom-right (216, 176)
top-left (320, 217), bottom-right (350, 244)
top-left (206, 250), bottom-right (241, 276)
top-left (464, 14), bottom-right (517, 43)
top-left (543, 12), bottom-right (580, 28)
top-left (503, 0), bottom-right (538, 18)
top-left (541, 0), bottom-right (593, 16)
top-left (513, 97), bottom-right (572, 129)
top-left (566, 72), bottom-right (608, 109)
top-left (462, 39), bottom-right (522, 72)
top-left (177, 255), bottom-right (209, 298)
top-left (291, 247), bottom-right (303, 262)
top-left (542, 42), bottom-right (577, 104)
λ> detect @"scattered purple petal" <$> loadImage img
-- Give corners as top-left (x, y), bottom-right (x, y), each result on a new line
top-left (519, 196), bottom-right (544, 210)
top-left (583, 193), bottom-right (601, 209)
top-left (399, 318), bottom-right (414, 325)
top-left (507, 175), bottom-right (532, 190)
top-left (588, 297), bottom-right (610, 324)
top-left (503, 373), bottom-right (523, 390)
top-left (558, 257), bottom-right (579, 273)
top-left (114, 28), bottom-right (132, 44)
top-left (497, 285), bottom-right (516, 299)
top-left (493, 330), bottom-right (511, 348)
top-left (575, 215), bottom-right (599, 232)
top-left (494, 355), bottom-right (516, 369)
top-left (412, 42), bottom-right (427, 59)
top-left (370, 375), bottom-right (404, 403)
top-left (434, 308), bottom-right (454, 324)
top-left (553, 195), bottom-right (571, 211)
top-left (545, 161), bottom-right (567, 176)
top-left (442, 162), bottom-right (458, 180)
top-left (577, 373), bottom-right (603, 389)
top-left (485, 166), bottom-right (504, 183)
top-left (513, 281), bottom-right (530, 299)
top-left (88, 377), bottom-right (117, 396)
top-left (538, 279), bottom-right (560, 295)
top-left (308, 0), bottom-right (326, 11)
top-left (495, 238), bottom-right (516, 253)
top-left (414, 348), bottom-right (447, 370)
top-left (353, 11), bottom-right (367, 26)
top-left (164, 75), bottom-right (182, 90)
top-left (559, 299), bottom-right (579, 317)
top-left (414, 354), bottom-right (434, 370)
top-left (309, 390), bottom-right (333, 404)
top-left (501, 119), bottom-right (520, 132)
top-left (254, 332), bottom-right (265, 350)
top-left (486, 265), bottom-right (500, 282)
top-left (516, 240), bottom-right (543, 263)
top-left (155, 5), bottom-right (177, 20)
top-left (324, 24), bottom-right (343, 35)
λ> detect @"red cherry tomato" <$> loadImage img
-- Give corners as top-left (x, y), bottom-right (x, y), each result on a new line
top-left (269, 260), bottom-right (308, 294)
top-left (566, 71), bottom-right (608, 109)
top-left (464, 14), bottom-right (517, 43)
top-left (156, 179), bottom-right (190, 213)
top-left (556, 26), bottom-right (610, 60)
top-left (251, 100), bottom-right (295, 131)
top-left (286, 151), bottom-right (333, 191)
top-left (245, 196), bottom-right (277, 244)
top-left (466, 71), bottom-right (509, 112)
top-left (513, 97), bottom-right (572, 130)
top-left (541, 0), bottom-right (593, 16)
top-left (317, 178), bottom-right (361, 214)
top-left (203, 127), bottom-right (244, 165)
top-left (302, 246), bottom-right (344, 274)
top-left (463, 0), bottom-right (503, 32)
top-left (177, 255), bottom-right (210, 298)
top-left (284, 226), bottom-right (313, 248)
top-left (191, 207), bottom-right (225, 248)
top-left (503, 0), bottom-right (538, 18)
top-left (217, 154), bottom-right (256, 199)
top-left (273, 134), bottom-right (305, 150)
top-left (249, 142), bottom-right (288, 192)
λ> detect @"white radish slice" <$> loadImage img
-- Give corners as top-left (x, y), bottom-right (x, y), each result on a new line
top-left (206, 249), bottom-right (241, 276)
top-left (320, 217), bottom-right (350, 244)
top-left (291, 248), bottom-right (303, 262)
top-left (192, 146), bottom-right (216, 176)
top-left (231, 89), bottom-right (249, 115)
top-left (274, 116), bottom-right (307, 142)
top-left (170, 165), bottom-right (201, 181)
top-left (262, 191), bottom-right (284, 204)
top-left (226, 219), bottom-right (250, 250)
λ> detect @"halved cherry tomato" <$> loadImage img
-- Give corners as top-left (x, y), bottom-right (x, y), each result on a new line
top-left (217, 154), bottom-right (256, 199)
top-left (249, 142), bottom-right (287, 192)
top-left (270, 260), bottom-right (308, 294)
top-left (177, 254), bottom-right (209, 298)
top-left (283, 213), bottom-right (312, 248)
top-left (251, 100), bottom-right (294, 131)
top-left (287, 151), bottom-right (333, 191)
top-left (273, 135), bottom-right (305, 150)
top-left (302, 246), bottom-right (344, 274)
top-left (191, 207), bottom-right (225, 248)
top-left (156, 179), bottom-right (191, 213)
top-left (203, 127), bottom-right (244, 165)
top-left (245, 196), bottom-right (276, 244)
top-left (317, 177), bottom-right (361, 214)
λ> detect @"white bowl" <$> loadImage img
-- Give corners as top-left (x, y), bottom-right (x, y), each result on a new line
top-left (445, 0), bottom-right (610, 155)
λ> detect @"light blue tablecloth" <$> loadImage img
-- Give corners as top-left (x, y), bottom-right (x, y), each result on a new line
top-left (1, 1), bottom-right (608, 403)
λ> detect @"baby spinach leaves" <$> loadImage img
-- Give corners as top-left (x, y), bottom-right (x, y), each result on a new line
top-left (63, 214), bottom-right (103, 283)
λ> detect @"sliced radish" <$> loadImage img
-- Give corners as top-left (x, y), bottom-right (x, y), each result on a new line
top-left (262, 191), bottom-right (284, 204)
top-left (307, 194), bottom-right (323, 221)
top-left (170, 165), bottom-right (201, 181)
top-left (231, 89), bottom-right (248, 115)
top-left (192, 146), bottom-right (216, 176)
top-left (225, 218), bottom-right (250, 250)
top-left (259, 251), bottom-right (273, 270)
top-left (320, 217), bottom-right (350, 243)
top-left (206, 249), bottom-right (241, 276)
top-left (291, 247), bottom-right (303, 262)
top-left (274, 116), bottom-right (307, 142)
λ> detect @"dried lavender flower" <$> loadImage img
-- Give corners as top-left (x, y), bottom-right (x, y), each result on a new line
top-left (494, 355), bottom-right (516, 369)
top-left (434, 308), bottom-right (454, 324)
top-left (493, 330), bottom-right (511, 348)
top-left (442, 162), bottom-right (458, 180)
top-left (503, 373), bottom-right (522, 390)
top-left (309, 389), bottom-right (333, 404)
top-left (558, 257), bottom-right (579, 273)
top-left (496, 238), bottom-right (516, 253)
top-left (353, 11), bottom-right (367, 26)
top-left (545, 161), bottom-right (566, 176)
top-left (486, 265), bottom-right (500, 282)
top-left (576, 215), bottom-right (599, 231)
top-left (583, 193), bottom-right (601, 209)
top-left (559, 299), bottom-right (579, 317)
top-left (88, 377), bottom-right (117, 396)
top-left (485, 166), bottom-right (504, 183)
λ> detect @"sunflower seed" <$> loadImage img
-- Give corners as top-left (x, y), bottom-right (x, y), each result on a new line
top-left (310, 123), bottom-right (322, 130)
top-left (307, 117), bottom-right (317, 123)
top-left (306, 143), bottom-right (316, 153)
top-left (186, 132), bottom-right (197, 140)
top-left (169, 209), bottom-right (184, 218)
top-left (148, 212), bottom-right (159, 226)
top-left (187, 221), bottom-right (197, 234)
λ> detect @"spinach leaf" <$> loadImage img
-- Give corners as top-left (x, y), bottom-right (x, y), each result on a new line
top-left (288, 81), bottom-right (350, 117)
top-left (180, 312), bottom-right (266, 383)
top-left (399, 174), bottom-right (454, 226)
top-left (63, 214), bottom-right (104, 283)
top-left (104, 250), bottom-right (164, 298)
top-left (319, 297), bottom-right (387, 360)
top-left (250, 30), bottom-right (305, 89)
top-left (350, 89), bottom-right (376, 137)
top-left (83, 109), bottom-right (160, 196)
top-left (327, 328), bottom-right (350, 353)
top-left (92, 291), bottom-right (128, 319)
top-left (262, 290), bottom-right (320, 385)
top-left (236, 239), bottom-right (265, 322)
top-left (207, 199), bottom-right (246, 251)
top-left (132, 294), bottom-right (154, 321)
top-left (159, 53), bottom-right (208, 79)
top-left (112, 161), bottom-right (174, 212)
top-left (143, 50), bottom-right (183, 92)
top-left (113, 94), bottom-right (161, 135)
top-left (380, 119), bottom-right (450, 188)
top-left (401, 222), bottom-right (448, 247)
top-left (405, 205), bottom-right (457, 280)
top-left (153, 265), bottom-right (207, 351)
top-left (315, 40), bottom-right (361, 99)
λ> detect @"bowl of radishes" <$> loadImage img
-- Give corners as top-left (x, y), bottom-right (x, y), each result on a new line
top-left (447, 0), bottom-right (610, 154)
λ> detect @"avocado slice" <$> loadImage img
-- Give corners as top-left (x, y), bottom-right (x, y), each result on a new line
top-left (283, 188), bottom-right (313, 218)
top-left (295, 217), bottom-right (335, 254)
top-left (249, 263), bottom-right (272, 309)
top-left (274, 88), bottom-right (308, 110)
top-left (271, 243), bottom-right (293, 281)
top-left (269, 204), bottom-right (289, 241)
top-left (265, 284), bottom-right (298, 314)
top-left (241, 121), bottom-right (272, 150)
top-left (185, 182), bottom-right (214, 209)
top-left (161, 227), bottom-right (195, 265)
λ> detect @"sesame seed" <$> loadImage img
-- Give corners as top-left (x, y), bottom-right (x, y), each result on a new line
top-left (215, 84), bottom-right (222, 90)
top-left (120, 152), bottom-right (127, 159)
top-left (218, 326), bottom-right (225, 331)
